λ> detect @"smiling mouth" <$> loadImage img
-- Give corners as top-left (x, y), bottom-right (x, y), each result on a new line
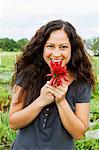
top-left (50, 59), bottom-right (63, 62)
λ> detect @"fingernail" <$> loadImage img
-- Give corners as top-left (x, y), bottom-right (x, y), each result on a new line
top-left (47, 81), bottom-right (50, 84)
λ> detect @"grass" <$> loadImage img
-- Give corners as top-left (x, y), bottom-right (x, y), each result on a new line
top-left (0, 112), bottom-right (16, 149)
top-left (92, 56), bottom-right (99, 75)
top-left (0, 52), bottom-right (20, 72)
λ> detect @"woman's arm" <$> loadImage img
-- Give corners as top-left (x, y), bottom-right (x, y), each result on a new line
top-left (9, 84), bottom-right (54, 130)
top-left (56, 100), bottom-right (90, 140)
top-left (46, 80), bottom-right (90, 139)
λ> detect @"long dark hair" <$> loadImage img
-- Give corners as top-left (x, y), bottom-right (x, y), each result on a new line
top-left (12, 20), bottom-right (95, 107)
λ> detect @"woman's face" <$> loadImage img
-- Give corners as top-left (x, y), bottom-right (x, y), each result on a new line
top-left (43, 29), bottom-right (71, 68)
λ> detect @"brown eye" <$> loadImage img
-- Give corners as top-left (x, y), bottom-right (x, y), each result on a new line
top-left (60, 46), bottom-right (68, 49)
top-left (63, 46), bottom-right (67, 48)
top-left (47, 45), bottom-right (54, 48)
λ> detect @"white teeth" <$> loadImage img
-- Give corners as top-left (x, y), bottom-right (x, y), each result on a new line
top-left (51, 59), bottom-right (62, 62)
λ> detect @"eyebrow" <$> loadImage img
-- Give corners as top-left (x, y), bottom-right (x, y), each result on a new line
top-left (59, 43), bottom-right (70, 46)
top-left (46, 42), bottom-right (70, 45)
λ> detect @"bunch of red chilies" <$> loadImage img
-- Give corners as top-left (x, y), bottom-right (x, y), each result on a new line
top-left (47, 61), bottom-right (68, 87)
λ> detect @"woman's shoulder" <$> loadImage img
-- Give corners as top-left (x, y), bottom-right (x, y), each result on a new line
top-left (71, 79), bottom-right (91, 92)
top-left (16, 66), bottom-right (32, 87)
top-left (71, 79), bottom-right (92, 103)
top-left (74, 79), bottom-right (91, 88)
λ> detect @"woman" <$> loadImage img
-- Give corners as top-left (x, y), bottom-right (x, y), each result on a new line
top-left (9, 20), bottom-right (95, 150)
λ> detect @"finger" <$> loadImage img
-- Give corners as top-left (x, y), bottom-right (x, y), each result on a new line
top-left (47, 88), bottom-right (65, 100)
top-left (47, 87), bottom-right (55, 94)
top-left (46, 83), bottom-right (66, 93)
top-left (46, 84), bottom-right (55, 90)
top-left (61, 78), bottom-right (67, 84)
top-left (47, 88), bottom-right (59, 97)
top-left (47, 87), bottom-right (65, 98)
top-left (46, 84), bottom-right (58, 94)
top-left (52, 84), bottom-right (68, 95)
top-left (61, 80), bottom-right (68, 88)
top-left (47, 81), bottom-right (51, 85)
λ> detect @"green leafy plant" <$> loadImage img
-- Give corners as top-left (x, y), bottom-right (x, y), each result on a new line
top-left (74, 138), bottom-right (99, 150)
top-left (0, 112), bottom-right (16, 149)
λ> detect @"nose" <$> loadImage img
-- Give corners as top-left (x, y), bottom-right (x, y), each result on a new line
top-left (53, 48), bottom-right (61, 57)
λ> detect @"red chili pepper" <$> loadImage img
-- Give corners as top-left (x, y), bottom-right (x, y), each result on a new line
top-left (47, 61), bottom-right (68, 87)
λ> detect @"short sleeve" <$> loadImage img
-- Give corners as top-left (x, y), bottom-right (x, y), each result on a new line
top-left (15, 72), bottom-right (24, 87)
top-left (75, 81), bottom-right (92, 103)
top-left (15, 69), bottom-right (28, 88)
top-left (15, 67), bottom-right (32, 90)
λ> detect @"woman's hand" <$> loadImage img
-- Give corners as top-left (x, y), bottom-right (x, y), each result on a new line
top-left (46, 80), bottom-right (68, 103)
top-left (39, 83), bottom-right (55, 107)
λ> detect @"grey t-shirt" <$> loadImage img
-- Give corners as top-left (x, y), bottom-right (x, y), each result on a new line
top-left (11, 75), bottom-right (91, 150)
